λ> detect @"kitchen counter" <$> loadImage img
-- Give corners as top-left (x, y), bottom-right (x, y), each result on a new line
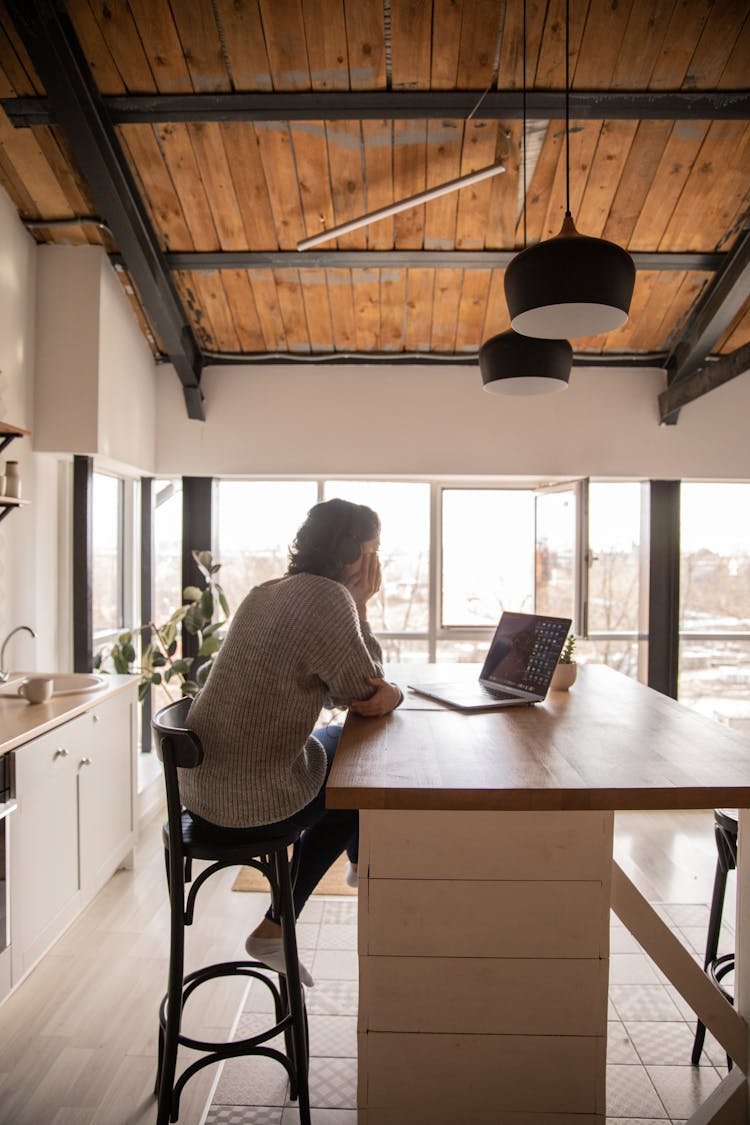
top-left (0, 675), bottom-right (135, 755)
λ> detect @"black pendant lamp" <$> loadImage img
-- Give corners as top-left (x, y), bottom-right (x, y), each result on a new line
top-left (504, 0), bottom-right (636, 340)
top-left (481, 0), bottom-right (572, 396)
top-left (480, 330), bottom-right (573, 395)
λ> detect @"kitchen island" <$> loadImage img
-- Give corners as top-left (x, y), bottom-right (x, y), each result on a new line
top-left (327, 663), bottom-right (750, 1124)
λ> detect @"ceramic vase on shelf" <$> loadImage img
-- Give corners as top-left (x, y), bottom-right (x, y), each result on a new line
top-left (4, 461), bottom-right (21, 499)
top-left (550, 661), bottom-right (577, 691)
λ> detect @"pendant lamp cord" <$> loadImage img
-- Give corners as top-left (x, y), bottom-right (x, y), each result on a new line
top-left (522, 0), bottom-right (527, 247)
top-left (565, 0), bottom-right (571, 216)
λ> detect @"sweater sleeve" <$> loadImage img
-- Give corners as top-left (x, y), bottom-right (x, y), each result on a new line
top-left (309, 582), bottom-right (384, 708)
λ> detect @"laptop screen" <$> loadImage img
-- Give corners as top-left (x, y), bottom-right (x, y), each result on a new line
top-left (480, 612), bottom-right (572, 695)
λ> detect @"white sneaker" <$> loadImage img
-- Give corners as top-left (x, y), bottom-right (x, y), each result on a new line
top-left (245, 935), bottom-right (314, 987)
top-left (344, 861), bottom-right (359, 888)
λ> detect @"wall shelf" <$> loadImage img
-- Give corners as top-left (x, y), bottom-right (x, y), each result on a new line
top-left (0, 422), bottom-right (30, 520)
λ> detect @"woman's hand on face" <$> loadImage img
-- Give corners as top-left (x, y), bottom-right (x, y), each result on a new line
top-left (349, 677), bottom-right (402, 717)
top-left (344, 551), bottom-right (381, 614)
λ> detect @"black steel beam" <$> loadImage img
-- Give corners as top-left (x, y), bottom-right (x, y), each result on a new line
top-left (4, 0), bottom-right (205, 421)
top-left (647, 480), bottom-right (681, 700)
top-left (659, 341), bottom-right (750, 424)
top-left (116, 249), bottom-right (723, 272)
top-left (5, 89), bottom-right (750, 126)
top-left (196, 349), bottom-right (666, 368)
top-left (663, 225), bottom-right (750, 424)
top-left (181, 478), bottom-right (213, 666)
top-left (73, 455), bottom-right (93, 674)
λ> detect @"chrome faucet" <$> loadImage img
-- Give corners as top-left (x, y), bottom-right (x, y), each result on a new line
top-left (0, 625), bottom-right (36, 683)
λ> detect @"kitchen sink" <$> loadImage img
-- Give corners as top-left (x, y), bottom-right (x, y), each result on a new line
top-left (0, 672), bottom-right (107, 697)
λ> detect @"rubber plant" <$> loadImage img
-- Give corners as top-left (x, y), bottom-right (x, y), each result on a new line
top-left (95, 550), bottom-right (230, 701)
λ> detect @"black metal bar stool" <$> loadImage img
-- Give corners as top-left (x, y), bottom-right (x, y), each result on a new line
top-left (691, 807), bottom-right (737, 1067)
top-left (152, 698), bottom-right (311, 1124)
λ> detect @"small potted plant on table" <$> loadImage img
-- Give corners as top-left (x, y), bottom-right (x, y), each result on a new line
top-left (550, 633), bottom-right (577, 691)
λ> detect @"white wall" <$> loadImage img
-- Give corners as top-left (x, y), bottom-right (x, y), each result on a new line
top-left (155, 362), bottom-right (750, 481)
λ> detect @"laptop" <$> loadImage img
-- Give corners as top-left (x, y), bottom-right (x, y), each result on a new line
top-left (408, 611), bottom-right (572, 712)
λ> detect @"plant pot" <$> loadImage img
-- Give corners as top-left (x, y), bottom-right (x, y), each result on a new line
top-left (550, 662), bottom-right (577, 692)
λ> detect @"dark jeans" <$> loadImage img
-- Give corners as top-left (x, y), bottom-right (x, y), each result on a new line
top-left (188, 724), bottom-right (358, 919)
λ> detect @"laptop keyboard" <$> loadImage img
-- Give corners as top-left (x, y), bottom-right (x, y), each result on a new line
top-left (480, 686), bottom-right (521, 701)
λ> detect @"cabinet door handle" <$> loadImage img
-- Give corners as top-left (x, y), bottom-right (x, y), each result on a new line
top-left (78, 756), bottom-right (92, 769)
top-left (53, 747), bottom-right (69, 760)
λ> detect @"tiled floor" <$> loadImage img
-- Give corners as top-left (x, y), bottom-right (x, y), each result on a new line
top-left (202, 896), bottom-right (734, 1125)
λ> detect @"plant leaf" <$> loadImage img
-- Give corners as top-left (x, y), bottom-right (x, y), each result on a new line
top-left (183, 585), bottom-right (202, 602)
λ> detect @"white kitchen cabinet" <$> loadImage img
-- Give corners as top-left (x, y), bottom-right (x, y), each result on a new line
top-left (10, 688), bottom-right (136, 985)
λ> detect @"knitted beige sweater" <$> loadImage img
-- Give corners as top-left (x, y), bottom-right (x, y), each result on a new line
top-left (183, 572), bottom-right (384, 828)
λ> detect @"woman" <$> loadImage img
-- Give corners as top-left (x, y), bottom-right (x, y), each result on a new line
top-left (185, 498), bottom-right (402, 985)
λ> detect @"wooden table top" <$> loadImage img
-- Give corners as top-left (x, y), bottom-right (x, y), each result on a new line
top-left (326, 664), bottom-right (750, 812)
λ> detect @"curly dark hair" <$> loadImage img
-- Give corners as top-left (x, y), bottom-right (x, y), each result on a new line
top-left (287, 498), bottom-right (380, 581)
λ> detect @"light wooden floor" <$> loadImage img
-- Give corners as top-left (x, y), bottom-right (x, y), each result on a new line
top-left (0, 803), bottom-right (725, 1125)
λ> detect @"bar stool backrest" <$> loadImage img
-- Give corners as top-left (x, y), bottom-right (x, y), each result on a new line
top-left (153, 696), bottom-right (202, 868)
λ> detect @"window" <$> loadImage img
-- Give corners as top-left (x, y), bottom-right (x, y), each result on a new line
top-left (153, 479), bottom-right (183, 624)
top-left (92, 472), bottom-right (124, 638)
top-left (216, 481), bottom-right (318, 612)
top-left (679, 483), bottom-right (750, 732)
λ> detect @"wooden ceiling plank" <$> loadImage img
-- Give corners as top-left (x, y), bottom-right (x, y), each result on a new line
top-left (455, 119), bottom-right (501, 250)
top-left (173, 269), bottom-right (216, 349)
top-left (211, 0), bottom-right (272, 92)
top-left (430, 0), bottom-right (462, 90)
top-left (539, 118), bottom-right (602, 241)
top-left (573, 0), bottom-right (634, 88)
top-left (0, 106), bottom-right (75, 216)
top-left (479, 268), bottom-right (510, 340)
top-left (124, 0), bottom-right (193, 93)
top-left (274, 267), bottom-right (311, 350)
top-left (155, 122), bottom-right (220, 250)
top-left (33, 124), bottom-right (101, 243)
top-left (84, 0), bottom-right (157, 93)
top-left (717, 9), bottom-right (750, 88)
top-left (393, 117), bottom-right (427, 249)
top-left (714, 302), bottom-right (750, 354)
top-left (326, 267), bottom-right (357, 350)
top-left (624, 271), bottom-right (676, 353)
top-left (519, 121), bottom-right (560, 245)
top-left (659, 270), bottom-right (713, 352)
top-left (0, 131), bottom-right (38, 214)
top-left (575, 120), bottom-right (638, 240)
top-left (455, 0), bottom-right (504, 90)
top-left (343, 0), bottom-right (386, 90)
top-left (485, 119), bottom-right (520, 250)
top-left (116, 267), bottom-right (160, 353)
top-left (603, 120), bottom-right (674, 248)
top-left (610, 0), bottom-right (677, 89)
top-left (299, 266), bottom-right (335, 351)
top-left (404, 267), bottom-right (436, 351)
top-left (648, 0), bottom-right (713, 90)
top-left (632, 270), bottom-right (688, 353)
top-left (455, 267), bottom-right (492, 352)
top-left (191, 269), bottom-right (242, 351)
top-left (424, 118), bottom-right (463, 250)
top-left (430, 265), bottom-right (462, 352)
top-left (0, 14), bottom-right (44, 94)
top-left (301, 0), bottom-right (349, 91)
top-left (254, 120), bottom-right (307, 248)
top-left (351, 266), bottom-right (380, 351)
top-left (684, 0), bottom-right (749, 88)
top-left (187, 121), bottom-right (249, 249)
top-left (219, 268), bottom-right (265, 351)
top-left (628, 119), bottom-right (709, 252)
top-left (64, 0), bottom-right (125, 94)
top-left (220, 122), bottom-right (278, 249)
top-left (258, 0), bottom-right (310, 91)
top-left (118, 122), bottom-right (192, 249)
top-left (660, 120), bottom-right (750, 252)
top-left (289, 120), bottom-right (335, 242)
top-left (378, 268), bottom-right (406, 351)
top-left (362, 119), bottom-right (394, 250)
top-left (325, 119), bottom-right (367, 250)
top-left (248, 269), bottom-right (288, 349)
top-left (168, 0), bottom-right (231, 93)
top-left (390, 0), bottom-right (433, 91)
top-left (533, 0), bottom-right (587, 90)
